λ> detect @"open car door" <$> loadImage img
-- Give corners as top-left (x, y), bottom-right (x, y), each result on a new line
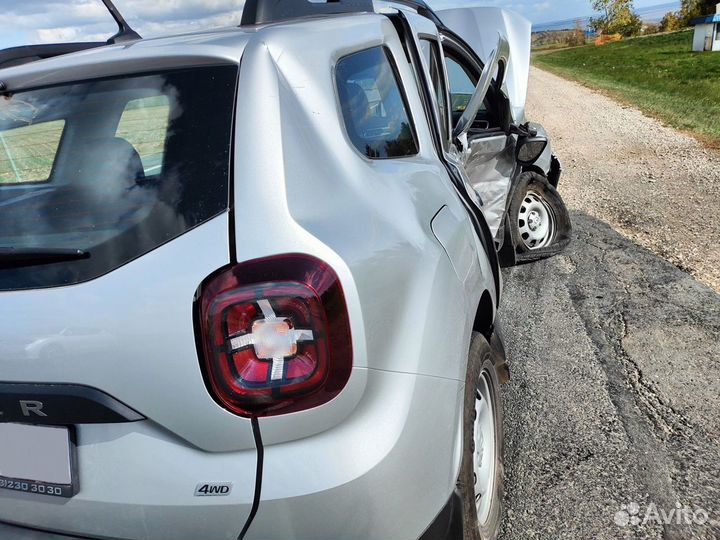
top-left (437, 6), bottom-right (571, 264)
top-left (435, 8), bottom-right (525, 244)
top-left (432, 8), bottom-right (534, 244)
top-left (437, 7), bottom-right (531, 124)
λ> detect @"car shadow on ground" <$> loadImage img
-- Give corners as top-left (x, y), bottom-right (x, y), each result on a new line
top-left (498, 211), bottom-right (720, 540)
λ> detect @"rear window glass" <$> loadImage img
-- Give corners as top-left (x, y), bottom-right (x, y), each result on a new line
top-left (336, 47), bottom-right (418, 159)
top-left (0, 66), bottom-right (238, 291)
top-left (0, 120), bottom-right (65, 184)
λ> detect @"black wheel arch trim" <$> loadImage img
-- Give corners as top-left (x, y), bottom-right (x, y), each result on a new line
top-left (548, 154), bottom-right (562, 187)
top-left (419, 489), bottom-right (464, 540)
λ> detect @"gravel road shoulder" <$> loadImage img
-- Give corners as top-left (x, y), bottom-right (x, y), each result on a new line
top-left (526, 66), bottom-right (720, 293)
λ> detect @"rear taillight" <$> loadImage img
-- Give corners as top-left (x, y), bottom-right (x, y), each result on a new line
top-left (196, 254), bottom-right (352, 417)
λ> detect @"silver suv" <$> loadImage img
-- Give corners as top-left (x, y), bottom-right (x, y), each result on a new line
top-left (0, 1), bottom-right (551, 538)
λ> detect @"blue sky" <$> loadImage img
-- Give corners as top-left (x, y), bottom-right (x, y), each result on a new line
top-left (432, 0), bottom-right (679, 25)
top-left (0, 0), bottom-right (681, 50)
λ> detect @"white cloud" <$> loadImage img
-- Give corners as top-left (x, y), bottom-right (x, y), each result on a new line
top-left (36, 27), bottom-right (82, 42)
top-left (116, 0), bottom-right (244, 22)
top-left (0, 0), bottom-right (245, 48)
top-left (134, 9), bottom-right (244, 37)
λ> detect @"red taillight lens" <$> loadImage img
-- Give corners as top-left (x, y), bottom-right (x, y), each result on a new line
top-left (196, 254), bottom-right (352, 417)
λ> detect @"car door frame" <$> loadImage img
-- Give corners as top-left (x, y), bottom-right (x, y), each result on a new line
top-left (388, 10), bottom-right (502, 304)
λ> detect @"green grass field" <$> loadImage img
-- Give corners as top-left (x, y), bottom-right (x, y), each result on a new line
top-left (534, 30), bottom-right (720, 144)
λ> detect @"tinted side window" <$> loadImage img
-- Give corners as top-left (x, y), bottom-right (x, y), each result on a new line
top-left (445, 54), bottom-right (491, 129)
top-left (446, 56), bottom-right (477, 116)
top-left (336, 47), bottom-right (418, 159)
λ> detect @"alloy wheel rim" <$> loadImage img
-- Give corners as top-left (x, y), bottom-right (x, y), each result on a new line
top-left (518, 190), bottom-right (556, 250)
top-left (473, 369), bottom-right (496, 525)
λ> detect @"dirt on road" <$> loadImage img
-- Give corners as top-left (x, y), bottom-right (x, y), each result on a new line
top-left (526, 67), bottom-right (720, 293)
top-left (499, 68), bottom-right (720, 540)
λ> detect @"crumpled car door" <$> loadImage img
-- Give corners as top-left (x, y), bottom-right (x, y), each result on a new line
top-left (442, 29), bottom-right (516, 242)
top-left (438, 8), bottom-right (532, 241)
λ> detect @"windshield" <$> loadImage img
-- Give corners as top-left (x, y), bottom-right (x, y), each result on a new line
top-left (0, 65), bottom-right (237, 290)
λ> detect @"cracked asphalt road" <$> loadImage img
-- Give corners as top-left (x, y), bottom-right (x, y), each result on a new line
top-left (499, 204), bottom-right (720, 536)
top-left (498, 67), bottom-right (720, 540)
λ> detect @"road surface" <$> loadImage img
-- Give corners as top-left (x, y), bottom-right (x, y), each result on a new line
top-left (499, 68), bottom-right (720, 540)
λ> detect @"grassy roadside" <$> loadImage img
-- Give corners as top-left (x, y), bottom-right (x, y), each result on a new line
top-left (534, 30), bottom-right (720, 145)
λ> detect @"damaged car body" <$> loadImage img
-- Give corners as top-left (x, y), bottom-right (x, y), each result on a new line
top-left (0, 1), bottom-right (566, 539)
top-left (436, 6), bottom-right (572, 265)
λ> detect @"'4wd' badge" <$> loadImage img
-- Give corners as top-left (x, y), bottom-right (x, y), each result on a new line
top-left (195, 482), bottom-right (232, 496)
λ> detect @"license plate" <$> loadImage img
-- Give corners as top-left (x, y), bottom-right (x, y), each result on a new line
top-left (0, 423), bottom-right (77, 498)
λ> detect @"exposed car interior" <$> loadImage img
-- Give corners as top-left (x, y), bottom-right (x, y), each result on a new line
top-left (442, 36), bottom-right (512, 138)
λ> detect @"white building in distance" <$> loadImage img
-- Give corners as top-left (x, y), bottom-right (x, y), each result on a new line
top-left (692, 3), bottom-right (720, 52)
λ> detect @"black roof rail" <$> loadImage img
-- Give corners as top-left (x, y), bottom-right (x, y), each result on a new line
top-left (240, 0), bottom-right (374, 26)
top-left (0, 0), bottom-right (140, 71)
top-left (0, 43), bottom-right (104, 70)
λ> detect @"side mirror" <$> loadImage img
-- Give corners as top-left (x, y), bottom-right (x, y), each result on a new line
top-left (516, 136), bottom-right (548, 165)
top-left (452, 34), bottom-right (510, 140)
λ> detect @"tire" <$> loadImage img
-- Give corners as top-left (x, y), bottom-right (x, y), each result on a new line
top-left (457, 333), bottom-right (505, 540)
top-left (507, 171), bottom-right (572, 264)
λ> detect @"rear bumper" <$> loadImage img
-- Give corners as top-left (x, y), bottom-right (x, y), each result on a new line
top-left (1, 489), bottom-right (465, 540)
top-left (0, 521), bottom-right (83, 539)
top-left (0, 369), bottom-right (464, 540)
top-left (245, 369), bottom-right (464, 540)
top-left (0, 488), bottom-right (466, 540)
top-left (418, 490), bottom-right (463, 540)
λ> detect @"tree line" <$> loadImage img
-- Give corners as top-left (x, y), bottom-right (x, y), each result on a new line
top-left (589, 0), bottom-right (716, 37)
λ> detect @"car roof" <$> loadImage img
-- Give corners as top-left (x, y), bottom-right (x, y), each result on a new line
top-left (0, 11), bottom-right (388, 93)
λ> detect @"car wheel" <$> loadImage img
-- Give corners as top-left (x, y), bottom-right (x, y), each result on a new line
top-left (508, 172), bottom-right (571, 264)
top-left (458, 332), bottom-right (504, 540)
